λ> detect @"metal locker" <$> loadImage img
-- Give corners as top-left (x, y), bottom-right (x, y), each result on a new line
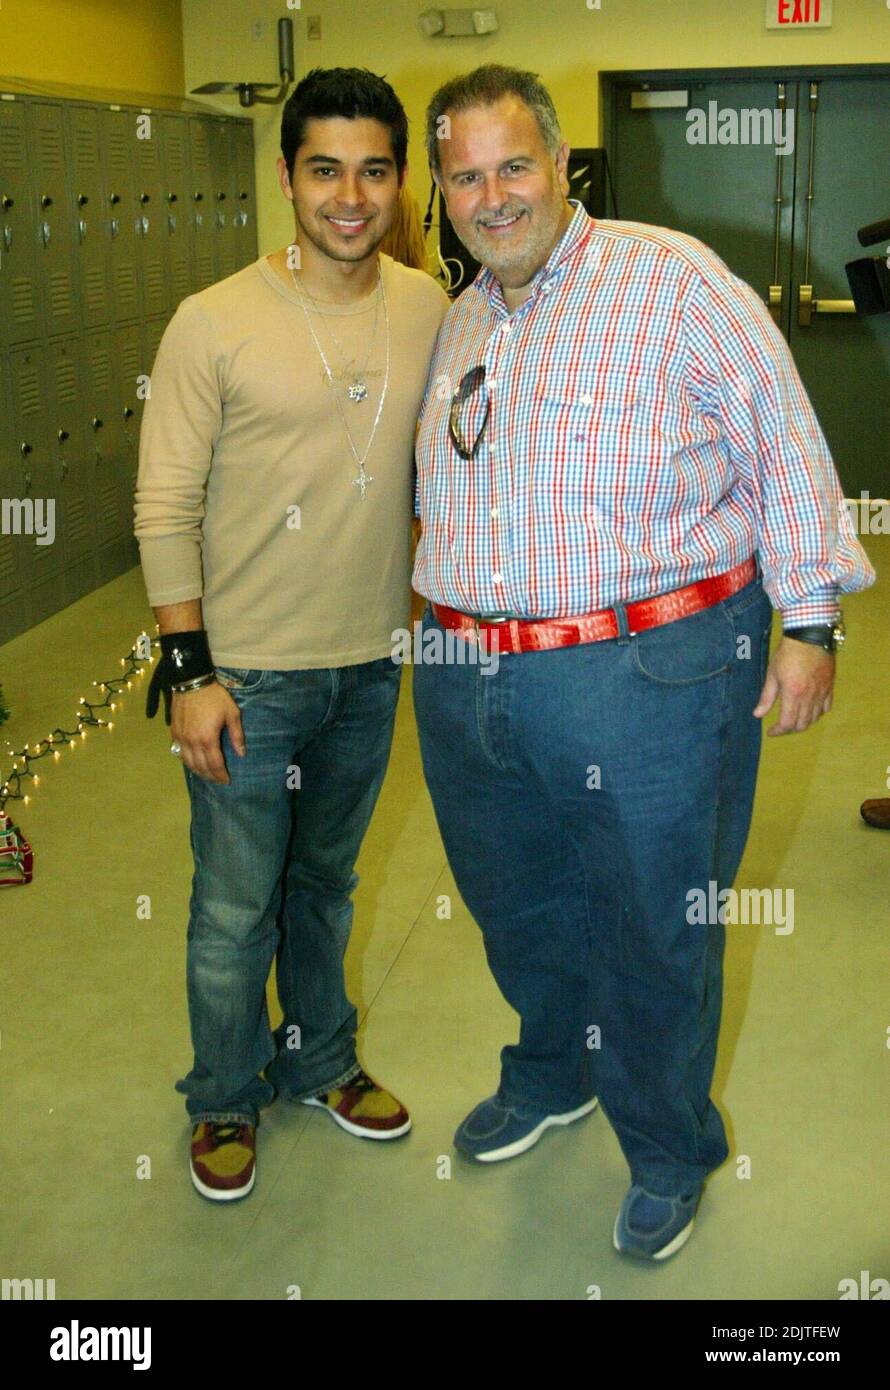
top-left (28, 101), bottom-right (81, 340)
top-left (232, 119), bottom-right (257, 271)
top-left (101, 107), bottom-right (141, 323)
top-left (157, 113), bottom-right (191, 315)
top-left (0, 349), bottom-right (30, 643)
top-left (0, 95), bottom-right (42, 350)
top-left (46, 336), bottom-right (98, 605)
top-left (116, 321), bottom-right (145, 568)
top-left (67, 104), bottom-right (113, 330)
top-left (1, 88), bottom-right (256, 637)
top-left (134, 112), bottom-right (166, 318)
top-left (83, 329), bottom-right (128, 583)
top-left (8, 343), bottom-right (64, 626)
top-left (210, 117), bottom-right (237, 282)
top-left (188, 116), bottom-right (216, 291)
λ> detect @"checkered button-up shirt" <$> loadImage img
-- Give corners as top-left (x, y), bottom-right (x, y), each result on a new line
top-left (413, 200), bottom-right (874, 626)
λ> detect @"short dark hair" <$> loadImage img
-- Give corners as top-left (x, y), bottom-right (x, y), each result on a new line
top-left (425, 64), bottom-right (561, 176)
top-left (281, 67), bottom-right (409, 180)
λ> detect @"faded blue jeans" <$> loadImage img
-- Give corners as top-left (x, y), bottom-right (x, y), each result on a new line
top-left (176, 656), bottom-right (402, 1126)
top-left (413, 571), bottom-right (774, 1195)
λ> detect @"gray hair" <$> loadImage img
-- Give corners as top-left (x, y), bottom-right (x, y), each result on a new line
top-left (425, 64), bottom-right (562, 176)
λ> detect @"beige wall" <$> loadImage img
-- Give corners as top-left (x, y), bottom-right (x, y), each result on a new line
top-left (182, 0), bottom-right (890, 259)
top-left (0, 0), bottom-right (184, 95)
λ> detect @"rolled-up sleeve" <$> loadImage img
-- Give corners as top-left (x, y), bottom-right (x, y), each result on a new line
top-left (133, 296), bottom-right (223, 606)
top-left (684, 267), bottom-right (875, 627)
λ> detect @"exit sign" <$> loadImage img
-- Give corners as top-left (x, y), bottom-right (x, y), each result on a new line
top-left (766, 0), bottom-right (832, 27)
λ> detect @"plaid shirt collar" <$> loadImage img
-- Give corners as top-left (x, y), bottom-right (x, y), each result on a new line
top-left (472, 198), bottom-right (594, 313)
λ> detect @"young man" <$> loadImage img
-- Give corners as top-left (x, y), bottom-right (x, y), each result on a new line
top-left (135, 68), bottom-right (450, 1201)
top-left (412, 65), bottom-right (874, 1260)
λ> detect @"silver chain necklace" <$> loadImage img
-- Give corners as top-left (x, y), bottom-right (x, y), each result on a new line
top-left (290, 262), bottom-right (390, 499)
top-left (291, 260), bottom-right (381, 402)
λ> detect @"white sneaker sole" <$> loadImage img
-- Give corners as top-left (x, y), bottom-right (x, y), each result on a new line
top-left (301, 1096), bottom-right (412, 1140)
top-left (469, 1097), bottom-right (599, 1163)
top-left (190, 1161), bottom-right (256, 1202)
top-left (612, 1212), bottom-right (696, 1260)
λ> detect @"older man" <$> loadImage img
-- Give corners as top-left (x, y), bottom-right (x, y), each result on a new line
top-left (412, 64), bottom-right (874, 1260)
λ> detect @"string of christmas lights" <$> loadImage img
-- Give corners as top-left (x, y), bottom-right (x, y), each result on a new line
top-left (0, 631), bottom-right (157, 814)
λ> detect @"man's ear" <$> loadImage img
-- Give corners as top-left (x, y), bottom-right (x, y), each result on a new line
top-left (276, 156), bottom-right (294, 202)
top-left (555, 140), bottom-right (571, 198)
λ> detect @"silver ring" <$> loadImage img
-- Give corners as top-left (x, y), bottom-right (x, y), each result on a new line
top-left (170, 742), bottom-right (182, 756)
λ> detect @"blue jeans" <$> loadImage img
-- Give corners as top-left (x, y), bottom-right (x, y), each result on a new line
top-left (413, 571), bottom-right (774, 1195)
top-left (176, 656), bottom-right (403, 1126)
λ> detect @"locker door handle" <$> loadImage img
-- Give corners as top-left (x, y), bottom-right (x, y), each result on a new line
top-left (766, 285), bottom-right (782, 326)
top-left (3, 225), bottom-right (11, 250)
top-left (797, 285), bottom-right (857, 326)
top-left (23, 471), bottom-right (32, 494)
top-left (110, 218), bottom-right (119, 239)
top-left (60, 460), bottom-right (69, 479)
top-left (78, 219), bottom-right (87, 241)
top-left (167, 213), bottom-right (177, 233)
top-left (41, 222), bottom-right (51, 247)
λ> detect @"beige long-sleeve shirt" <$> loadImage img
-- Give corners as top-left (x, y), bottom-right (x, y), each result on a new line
top-left (134, 252), bottom-right (449, 668)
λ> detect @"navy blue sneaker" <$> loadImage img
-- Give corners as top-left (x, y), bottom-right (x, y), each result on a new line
top-left (613, 1184), bottom-right (703, 1260)
top-left (454, 1093), bottom-right (598, 1163)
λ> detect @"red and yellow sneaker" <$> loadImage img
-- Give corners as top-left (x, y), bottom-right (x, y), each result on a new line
top-left (301, 1068), bottom-right (411, 1139)
top-left (190, 1121), bottom-right (256, 1201)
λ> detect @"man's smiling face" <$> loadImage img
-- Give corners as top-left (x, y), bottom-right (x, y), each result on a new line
top-left (436, 95), bottom-right (571, 289)
top-left (282, 115), bottom-right (403, 263)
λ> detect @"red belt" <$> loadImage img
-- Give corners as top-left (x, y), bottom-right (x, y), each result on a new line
top-left (431, 558), bottom-right (757, 655)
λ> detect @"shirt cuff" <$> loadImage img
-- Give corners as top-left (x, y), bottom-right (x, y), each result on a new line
top-left (781, 593), bottom-right (842, 629)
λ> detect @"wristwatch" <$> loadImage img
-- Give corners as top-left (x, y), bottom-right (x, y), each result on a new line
top-left (784, 615), bottom-right (846, 653)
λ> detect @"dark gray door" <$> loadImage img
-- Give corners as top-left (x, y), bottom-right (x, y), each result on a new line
top-left (608, 68), bottom-right (890, 497)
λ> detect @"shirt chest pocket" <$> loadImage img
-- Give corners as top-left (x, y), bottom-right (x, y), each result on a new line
top-left (529, 385), bottom-right (650, 518)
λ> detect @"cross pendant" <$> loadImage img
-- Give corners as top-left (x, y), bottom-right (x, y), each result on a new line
top-left (352, 469), bottom-right (374, 500)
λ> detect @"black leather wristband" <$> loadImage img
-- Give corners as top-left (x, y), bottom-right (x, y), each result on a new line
top-left (146, 629), bottom-right (214, 724)
top-left (784, 625), bottom-right (841, 653)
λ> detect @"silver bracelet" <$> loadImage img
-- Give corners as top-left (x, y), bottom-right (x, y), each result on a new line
top-left (171, 672), bottom-right (217, 694)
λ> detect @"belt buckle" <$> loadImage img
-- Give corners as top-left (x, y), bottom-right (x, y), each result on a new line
top-left (473, 611), bottom-right (514, 631)
top-left (472, 612), bottom-right (514, 646)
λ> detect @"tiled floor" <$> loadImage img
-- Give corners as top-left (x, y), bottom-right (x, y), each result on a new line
top-left (2, 541), bottom-right (888, 1300)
